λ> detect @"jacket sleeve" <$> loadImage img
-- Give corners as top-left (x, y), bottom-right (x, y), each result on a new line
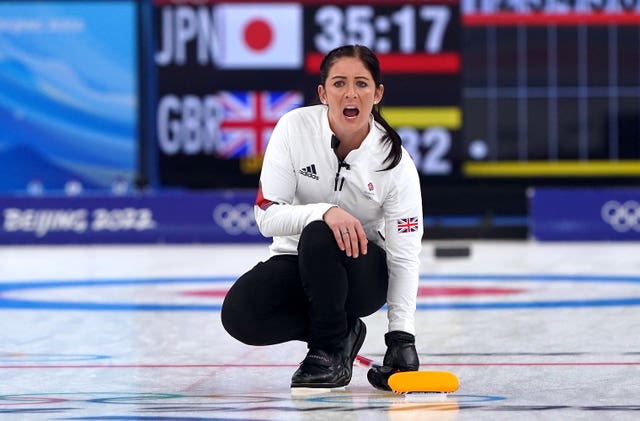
top-left (383, 150), bottom-right (424, 335)
top-left (254, 114), bottom-right (334, 237)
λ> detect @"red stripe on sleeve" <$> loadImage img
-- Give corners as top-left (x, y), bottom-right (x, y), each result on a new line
top-left (255, 183), bottom-right (275, 210)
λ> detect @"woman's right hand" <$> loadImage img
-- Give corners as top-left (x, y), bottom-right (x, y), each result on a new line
top-left (367, 331), bottom-right (420, 391)
top-left (323, 206), bottom-right (368, 258)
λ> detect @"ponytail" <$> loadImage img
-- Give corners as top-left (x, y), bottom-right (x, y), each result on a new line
top-left (373, 106), bottom-right (403, 171)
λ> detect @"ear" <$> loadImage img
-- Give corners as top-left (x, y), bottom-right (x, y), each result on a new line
top-left (374, 84), bottom-right (384, 105)
top-left (317, 85), bottom-right (327, 105)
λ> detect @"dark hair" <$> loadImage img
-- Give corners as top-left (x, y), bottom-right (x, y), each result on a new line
top-left (319, 45), bottom-right (402, 171)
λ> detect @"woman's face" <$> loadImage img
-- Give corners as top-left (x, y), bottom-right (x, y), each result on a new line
top-left (318, 56), bottom-right (384, 141)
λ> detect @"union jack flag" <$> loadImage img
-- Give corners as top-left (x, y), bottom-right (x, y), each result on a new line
top-left (217, 91), bottom-right (304, 158)
top-left (397, 217), bottom-right (419, 233)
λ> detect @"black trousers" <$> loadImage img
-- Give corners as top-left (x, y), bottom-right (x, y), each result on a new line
top-left (221, 220), bottom-right (388, 351)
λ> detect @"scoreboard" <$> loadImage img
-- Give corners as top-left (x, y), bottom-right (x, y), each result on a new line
top-left (152, 0), bottom-right (640, 226)
top-left (152, 0), bottom-right (461, 188)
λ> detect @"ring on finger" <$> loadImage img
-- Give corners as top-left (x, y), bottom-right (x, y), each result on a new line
top-left (340, 229), bottom-right (349, 235)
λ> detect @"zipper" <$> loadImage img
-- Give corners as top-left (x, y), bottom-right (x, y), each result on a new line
top-left (334, 160), bottom-right (350, 191)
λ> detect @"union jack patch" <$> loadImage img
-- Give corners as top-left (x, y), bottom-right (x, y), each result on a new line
top-left (397, 217), bottom-right (419, 233)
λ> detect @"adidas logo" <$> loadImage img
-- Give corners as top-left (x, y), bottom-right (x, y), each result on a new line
top-left (299, 164), bottom-right (319, 180)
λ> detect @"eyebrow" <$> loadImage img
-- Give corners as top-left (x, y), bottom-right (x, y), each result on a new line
top-left (330, 75), bottom-right (371, 80)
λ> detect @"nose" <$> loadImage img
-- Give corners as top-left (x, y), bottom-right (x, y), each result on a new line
top-left (345, 83), bottom-right (357, 98)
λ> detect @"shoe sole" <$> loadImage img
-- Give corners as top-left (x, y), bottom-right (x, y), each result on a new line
top-left (349, 319), bottom-right (367, 366)
top-left (291, 386), bottom-right (346, 396)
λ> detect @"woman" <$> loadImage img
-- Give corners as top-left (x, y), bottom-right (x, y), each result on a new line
top-left (221, 45), bottom-right (423, 391)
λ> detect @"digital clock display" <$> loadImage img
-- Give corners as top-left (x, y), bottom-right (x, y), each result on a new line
top-left (310, 4), bottom-right (455, 54)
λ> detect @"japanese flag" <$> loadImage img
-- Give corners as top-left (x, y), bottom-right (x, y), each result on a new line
top-left (215, 3), bottom-right (302, 69)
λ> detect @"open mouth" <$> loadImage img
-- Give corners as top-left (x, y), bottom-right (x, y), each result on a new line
top-left (343, 107), bottom-right (359, 118)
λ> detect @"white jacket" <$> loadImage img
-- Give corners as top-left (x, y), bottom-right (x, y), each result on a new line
top-left (255, 105), bottom-right (423, 334)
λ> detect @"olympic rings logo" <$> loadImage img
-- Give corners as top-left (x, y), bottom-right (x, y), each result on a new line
top-left (600, 200), bottom-right (640, 233)
top-left (212, 203), bottom-right (260, 236)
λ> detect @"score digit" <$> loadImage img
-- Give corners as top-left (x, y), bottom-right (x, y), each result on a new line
top-left (400, 127), bottom-right (452, 175)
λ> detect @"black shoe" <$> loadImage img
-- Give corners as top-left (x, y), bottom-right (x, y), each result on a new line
top-left (291, 349), bottom-right (350, 389)
top-left (343, 318), bottom-right (367, 369)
